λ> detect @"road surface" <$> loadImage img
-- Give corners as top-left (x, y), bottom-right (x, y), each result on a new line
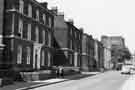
top-left (30, 71), bottom-right (130, 90)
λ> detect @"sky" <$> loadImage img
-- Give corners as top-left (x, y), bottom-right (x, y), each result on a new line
top-left (37, 0), bottom-right (135, 54)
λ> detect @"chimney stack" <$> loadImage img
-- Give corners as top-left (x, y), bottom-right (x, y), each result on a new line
top-left (51, 7), bottom-right (58, 14)
top-left (40, 2), bottom-right (48, 9)
top-left (68, 19), bottom-right (74, 25)
top-left (79, 28), bottom-right (84, 32)
top-left (58, 12), bottom-right (64, 18)
top-left (89, 35), bottom-right (93, 38)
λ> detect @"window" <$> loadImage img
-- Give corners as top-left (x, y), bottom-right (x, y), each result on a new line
top-left (48, 17), bottom-right (52, 27)
top-left (17, 45), bottom-right (22, 64)
top-left (48, 52), bottom-right (51, 66)
top-left (42, 30), bottom-right (45, 44)
top-left (70, 40), bottom-right (72, 49)
top-left (75, 32), bottom-right (77, 39)
top-left (26, 47), bottom-right (31, 64)
top-left (43, 14), bottom-right (46, 24)
top-left (70, 28), bottom-right (72, 35)
top-left (41, 50), bottom-right (45, 66)
top-left (69, 55), bottom-right (73, 65)
top-left (46, 31), bottom-right (48, 45)
top-left (36, 10), bottom-right (39, 21)
top-left (35, 26), bottom-right (39, 42)
top-left (28, 4), bottom-right (32, 17)
top-left (27, 24), bottom-right (31, 40)
top-left (19, 0), bottom-right (24, 14)
top-left (48, 32), bottom-right (51, 46)
top-left (18, 18), bottom-right (23, 38)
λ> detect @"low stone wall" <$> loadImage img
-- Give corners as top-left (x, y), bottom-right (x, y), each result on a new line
top-left (20, 67), bottom-right (80, 81)
top-left (20, 70), bottom-right (55, 81)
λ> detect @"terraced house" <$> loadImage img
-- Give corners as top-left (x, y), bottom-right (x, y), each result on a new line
top-left (81, 34), bottom-right (96, 71)
top-left (0, 0), bottom-right (54, 79)
top-left (94, 39), bottom-right (104, 71)
top-left (52, 8), bottom-right (83, 71)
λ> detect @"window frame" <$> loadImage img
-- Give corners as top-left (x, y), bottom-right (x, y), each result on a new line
top-left (42, 30), bottom-right (45, 44)
top-left (48, 17), bottom-right (52, 27)
top-left (43, 14), bottom-right (46, 24)
top-left (47, 52), bottom-right (51, 66)
top-left (28, 4), bottom-right (32, 17)
top-left (35, 26), bottom-right (39, 42)
top-left (26, 47), bottom-right (31, 64)
top-left (36, 9), bottom-right (39, 21)
top-left (48, 32), bottom-right (51, 46)
top-left (19, 0), bottom-right (24, 14)
top-left (17, 45), bottom-right (22, 64)
top-left (18, 18), bottom-right (23, 38)
top-left (27, 23), bottom-right (31, 40)
top-left (41, 50), bottom-right (45, 66)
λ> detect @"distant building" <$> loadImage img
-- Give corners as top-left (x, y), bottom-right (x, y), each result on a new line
top-left (101, 36), bottom-right (112, 69)
top-left (94, 39), bottom-right (99, 69)
top-left (103, 47), bottom-right (112, 69)
top-left (81, 34), bottom-right (96, 71)
top-left (101, 36), bottom-right (125, 49)
top-left (98, 41), bottom-right (104, 69)
top-left (101, 35), bottom-right (126, 69)
top-left (94, 39), bottom-right (104, 71)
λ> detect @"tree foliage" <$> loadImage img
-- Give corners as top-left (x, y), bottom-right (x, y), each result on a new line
top-left (111, 47), bottom-right (131, 63)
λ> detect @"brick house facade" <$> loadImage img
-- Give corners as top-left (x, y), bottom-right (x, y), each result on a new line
top-left (81, 34), bottom-right (96, 71)
top-left (52, 9), bottom-right (83, 68)
top-left (94, 40), bottom-right (104, 71)
top-left (66, 21), bottom-right (83, 68)
top-left (0, 0), bottom-right (54, 79)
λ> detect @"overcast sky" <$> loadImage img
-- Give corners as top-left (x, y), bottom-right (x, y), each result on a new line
top-left (37, 0), bottom-right (135, 54)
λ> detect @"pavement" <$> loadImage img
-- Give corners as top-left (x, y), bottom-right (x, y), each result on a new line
top-left (0, 72), bottom-right (100, 90)
top-left (26, 70), bottom-right (129, 90)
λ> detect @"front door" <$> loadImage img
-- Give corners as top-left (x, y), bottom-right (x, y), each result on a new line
top-left (74, 52), bottom-right (78, 67)
top-left (33, 43), bottom-right (42, 70)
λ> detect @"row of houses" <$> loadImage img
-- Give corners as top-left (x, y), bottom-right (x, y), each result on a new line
top-left (0, 0), bottom-right (112, 80)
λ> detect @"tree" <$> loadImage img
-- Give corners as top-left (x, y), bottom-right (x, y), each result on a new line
top-left (111, 47), bottom-right (131, 69)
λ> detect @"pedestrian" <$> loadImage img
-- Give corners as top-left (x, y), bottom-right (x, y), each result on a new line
top-left (56, 67), bottom-right (59, 78)
top-left (59, 66), bottom-right (64, 78)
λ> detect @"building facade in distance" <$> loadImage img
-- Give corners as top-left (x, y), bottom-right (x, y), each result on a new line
top-left (81, 34), bottom-right (96, 71)
top-left (101, 35), bottom-right (126, 69)
top-left (66, 21), bottom-right (83, 68)
top-left (101, 36), bottom-right (125, 49)
top-left (101, 36), bottom-right (112, 69)
top-left (94, 39), bottom-right (104, 71)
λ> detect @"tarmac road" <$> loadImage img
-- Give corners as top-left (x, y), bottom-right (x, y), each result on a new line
top-left (30, 71), bottom-right (130, 90)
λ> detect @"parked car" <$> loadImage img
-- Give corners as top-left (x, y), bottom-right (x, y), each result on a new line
top-left (121, 64), bottom-right (134, 74)
top-left (130, 67), bottom-right (135, 74)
